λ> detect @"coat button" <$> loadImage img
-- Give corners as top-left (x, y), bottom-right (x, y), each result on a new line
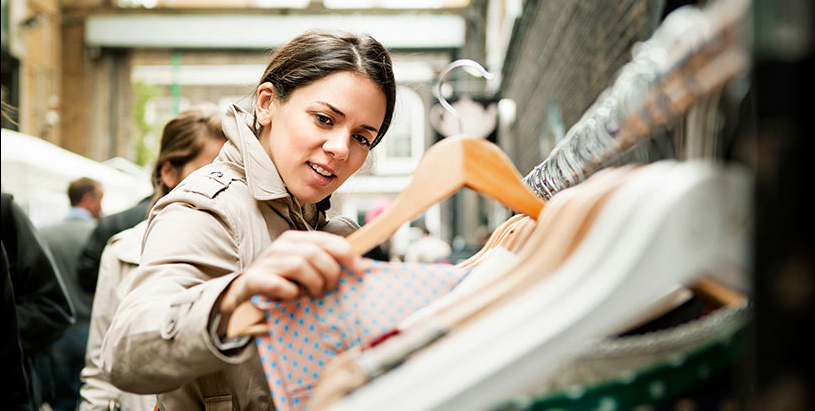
top-left (165, 318), bottom-right (178, 334)
top-left (210, 171), bottom-right (223, 178)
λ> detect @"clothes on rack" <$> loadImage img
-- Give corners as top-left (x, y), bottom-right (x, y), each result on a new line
top-left (498, 301), bottom-right (751, 411)
top-left (322, 159), bottom-right (751, 411)
top-left (308, 165), bottom-right (643, 410)
top-left (252, 259), bottom-right (469, 411)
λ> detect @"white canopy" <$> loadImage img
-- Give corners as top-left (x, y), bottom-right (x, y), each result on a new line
top-left (1, 128), bottom-right (153, 227)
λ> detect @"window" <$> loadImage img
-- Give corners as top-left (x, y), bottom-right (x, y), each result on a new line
top-left (373, 86), bottom-right (425, 175)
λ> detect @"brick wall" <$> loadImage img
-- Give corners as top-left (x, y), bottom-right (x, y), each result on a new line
top-left (499, 0), bottom-right (664, 175)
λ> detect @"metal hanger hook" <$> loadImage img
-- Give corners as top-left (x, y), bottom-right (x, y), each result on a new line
top-left (434, 59), bottom-right (495, 135)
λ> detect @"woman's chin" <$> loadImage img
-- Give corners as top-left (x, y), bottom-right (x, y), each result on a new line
top-left (292, 188), bottom-right (331, 205)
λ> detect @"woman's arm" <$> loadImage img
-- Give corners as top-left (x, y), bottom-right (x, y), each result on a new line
top-left (101, 200), bottom-right (246, 394)
top-left (101, 198), bottom-right (361, 394)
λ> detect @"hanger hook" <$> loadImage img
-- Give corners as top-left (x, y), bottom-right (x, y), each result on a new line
top-left (434, 59), bottom-right (495, 135)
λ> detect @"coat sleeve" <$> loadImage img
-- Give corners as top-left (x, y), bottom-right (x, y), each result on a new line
top-left (101, 198), bottom-right (253, 394)
top-left (0, 193), bottom-right (75, 353)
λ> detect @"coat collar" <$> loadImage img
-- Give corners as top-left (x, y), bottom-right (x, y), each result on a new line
top-left (110, 220), bottom-right (146, 265)
top-left (220, 104), bottom-right (326, 230)
top-left (220, 104), bottom-right (289, 202)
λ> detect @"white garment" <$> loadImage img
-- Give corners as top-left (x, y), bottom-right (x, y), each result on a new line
top-left (404, 235), bottom-right (452, 263)
top-left (79, 221), bottom-right (157, 411)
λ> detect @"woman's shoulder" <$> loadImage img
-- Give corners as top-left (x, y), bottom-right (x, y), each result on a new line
top-left (180, 162), bottom-right (248, 201)
top-left (157, 162), bottom-right (250, 211)
top-left (321, 215), bottom-right (360, 237)
top-left (151, 162), bottom-right (271, 239)
top-left (104, 220), bottom-right (148, 265)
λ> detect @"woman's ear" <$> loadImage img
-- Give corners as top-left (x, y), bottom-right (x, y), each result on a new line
top-left (160, 160), bottom-right (180, 190)
top-left (256, 82), bottom-right (278, 127)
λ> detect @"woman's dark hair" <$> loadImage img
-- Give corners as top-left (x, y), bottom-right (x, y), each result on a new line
top-left (251, 29), bottom-right (396, 149)
top-left (150, 106), bottom-right (227, 208)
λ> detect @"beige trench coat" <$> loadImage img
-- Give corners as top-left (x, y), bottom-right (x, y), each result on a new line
top-left (101, 105), bottom-right (358, 410)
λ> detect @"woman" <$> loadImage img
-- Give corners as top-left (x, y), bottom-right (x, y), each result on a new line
top-left (101, 29), bottom-right (396, 409)
top-left (79, 106), bottom-right (227, 410)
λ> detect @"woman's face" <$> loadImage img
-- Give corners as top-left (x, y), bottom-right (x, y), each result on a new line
top-left (179, 137), bottom-right (226, 181)
top-left (257, 71), bottom-right (386, 204)
top-left (161, 136), bottom-right (226, 189)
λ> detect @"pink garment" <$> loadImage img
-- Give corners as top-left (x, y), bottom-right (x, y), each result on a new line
top-left (253, 258), bottom-right (468, 410)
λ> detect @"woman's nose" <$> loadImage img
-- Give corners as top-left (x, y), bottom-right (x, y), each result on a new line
top-left (322, 131), bottom-right (350, 161)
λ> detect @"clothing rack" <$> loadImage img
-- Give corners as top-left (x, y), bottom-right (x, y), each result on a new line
top-left (523, 0), bottom-right (750, 199)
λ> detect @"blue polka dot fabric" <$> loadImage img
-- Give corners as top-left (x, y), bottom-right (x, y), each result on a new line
top-left (252, 258), bottom-right (468, 411)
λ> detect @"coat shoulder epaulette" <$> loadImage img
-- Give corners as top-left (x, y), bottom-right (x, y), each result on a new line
top-left (183, 167), bottom-right (239, 200)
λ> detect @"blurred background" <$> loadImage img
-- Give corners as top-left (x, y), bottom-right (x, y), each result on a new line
top-left (1, 0), bottom-right (812, 408)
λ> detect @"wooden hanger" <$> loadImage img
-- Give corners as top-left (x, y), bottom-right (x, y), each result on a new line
top-left (690, 276), bottom-right (747, 307)
top-left (226, 135), bottom-right (546, 338)
top-left (455, 213), bottom-right (526, 270)
top-left (404, 164), bottom-right (639, 335)
top-left (487, 216), bottom-right (537, 260)
top-left (345, 135), bottom-right (545, 255)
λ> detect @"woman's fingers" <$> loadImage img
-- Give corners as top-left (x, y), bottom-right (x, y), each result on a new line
top-left (228, 231), bottom-right (360, 305)
top-left (244, 265), bottom-right (303, 300)
top-left (279, 230), bottom-right (359, 269)
top-left (289, 242), bottom-right (342, 292)
top-left (219, 272), bottom-right (300, 314)
top-left (276, 253), bottom-right (327, 297)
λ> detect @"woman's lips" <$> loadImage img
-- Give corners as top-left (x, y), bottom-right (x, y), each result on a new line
top-left (309, 162), bottom-right (335, 177)
top-left (308, 162), bottom-right (335, 186)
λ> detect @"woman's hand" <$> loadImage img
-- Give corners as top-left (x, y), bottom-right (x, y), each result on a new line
top-left (218, 230), bottom-right (361, 316)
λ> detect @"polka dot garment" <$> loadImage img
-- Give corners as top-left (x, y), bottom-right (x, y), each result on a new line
top-left (252, 258), bottom-right (469, 411)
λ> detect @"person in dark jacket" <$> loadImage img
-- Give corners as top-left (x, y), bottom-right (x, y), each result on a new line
top-left (1, 192), bottom-right (75, 409)
top-left (76, 195), bottom-right (151, 293)
top-left (2, 241), bottom-right (33, 411)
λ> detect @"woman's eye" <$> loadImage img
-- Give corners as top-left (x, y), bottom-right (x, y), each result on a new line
top-left (315, 114), bottom-right (333, 125)
top-left (354, 135), bottom-right (372, 148)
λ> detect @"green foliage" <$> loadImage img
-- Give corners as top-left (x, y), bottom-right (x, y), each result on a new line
top-left (132, 81), bottom-right (159, 167)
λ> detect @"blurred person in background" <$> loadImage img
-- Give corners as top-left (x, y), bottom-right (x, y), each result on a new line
top-left (362, 197), bottom-right (392, 261)
top-left (79, 106), bottom-right (227, 411)
top-left (76, 199), bottom-right (152, 295)
top-left (1, 191), bottom-right (75, 410)
top-left (39, 177), bottom-right (104, 411)
top-left (404, 220), bottom-right (451, 264)
top-left (99, 29), bottom-right (395, 409)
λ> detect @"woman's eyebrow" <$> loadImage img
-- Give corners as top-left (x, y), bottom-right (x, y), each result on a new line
top-left (318, 101), bottom-right (379, 133)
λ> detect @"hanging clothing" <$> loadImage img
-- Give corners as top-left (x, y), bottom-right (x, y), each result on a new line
top-left (506, 301), bottom-right (751, 411)
top-left (254, 258), bottom-right (468, 411)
